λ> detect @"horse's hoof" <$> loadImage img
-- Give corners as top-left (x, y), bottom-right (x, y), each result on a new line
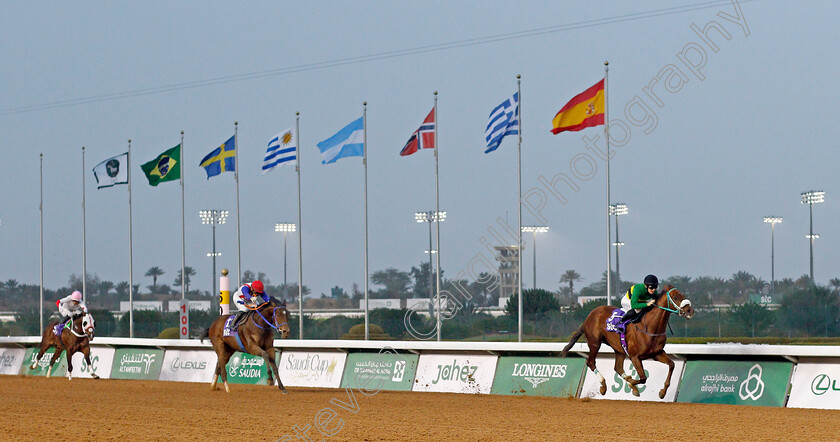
top-left (632, 389), bottom-right (640, 397)
top-left (281, 389), bottom-right (289, 395)
top-left (599, 385), bottom-right (607, 395)
top-left (659, 390), bottom-right (666, 399)
top-left (91, 374), bottom-right (100, 380)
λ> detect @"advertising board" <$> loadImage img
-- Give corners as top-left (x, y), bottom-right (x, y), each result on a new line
top-left (21, 347), bottom-right (66, 376)
top-left (787, 360), bottom-right (840, 409)
top-left (413, 353), bottom-right (497, 394)
top-left (278, 351), bottom-right (347, 388)
top-left (491, 356), bottom-right (585, 397)
top-left (579, 356), bottom-right (685, 402)
top-left (341, 352), bottom-right (419, 391)
top-left (0, 347), bottom-right (25, 375)
top-left (677, 360), bottom-right (792, 407)
top-left (225, 352), bottom-right (273, 384)
top-left (70, 347), bottom-right (115, 379)
top-left (110, 348), bottom-right (164, 380)
top-left (159, 350), bottom-right (216, 383)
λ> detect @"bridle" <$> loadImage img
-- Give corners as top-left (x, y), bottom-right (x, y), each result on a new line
top-left (67, 314), bottom-right (95, 338)
top-left (656, 288), bottom-right (692, 317)
top-left (251, 303), bottom-right (289, 331)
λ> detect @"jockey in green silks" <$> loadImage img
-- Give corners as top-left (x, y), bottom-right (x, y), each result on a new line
top-left (620, 274), bottom-right (659, 325)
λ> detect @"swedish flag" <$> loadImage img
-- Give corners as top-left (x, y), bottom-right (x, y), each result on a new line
top-left (199, 135), bottom-right (236, 179)
top-left (141, 144), bottom-right (181, 186)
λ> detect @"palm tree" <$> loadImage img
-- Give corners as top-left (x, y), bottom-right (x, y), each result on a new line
top-left (559, 270), bottom-right (583, 296)
top-left (145, 267), bottom-right (165, 291)
top-left (829, 278), bottom-right (840, 293)
top-left (174, 267), bottom-right (198, 294)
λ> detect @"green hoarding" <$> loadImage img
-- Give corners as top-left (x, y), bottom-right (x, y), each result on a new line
top-left (491, 356), bottom-right (586, 397)
top-left (21, 347), bottom-right (67, 376)
top-left (341, 353), bottom-right (419, 391)
top-left (678, 360), bottom-right (793, 407)
top-left (224, 351), bottom-right (274, 384)
top-left (110, 348), bottom-right (164, 380)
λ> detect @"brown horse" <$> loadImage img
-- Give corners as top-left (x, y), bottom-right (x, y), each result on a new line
top-left (561, 285), bottom-right (694, 398)
top-left (30, 313), bottom-right (98, 380)
top-left (201, 297), bottom-right (291, 393)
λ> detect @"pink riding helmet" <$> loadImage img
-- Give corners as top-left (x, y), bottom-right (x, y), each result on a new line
top-left (70, 291), bottom-right (82, 302)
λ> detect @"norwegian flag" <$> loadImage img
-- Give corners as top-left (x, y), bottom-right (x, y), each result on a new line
top-left (399, 107), bottom-right (436, 156)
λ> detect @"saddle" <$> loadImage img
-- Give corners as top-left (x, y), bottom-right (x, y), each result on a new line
top-left (53, 319), bottom-right (72, 337)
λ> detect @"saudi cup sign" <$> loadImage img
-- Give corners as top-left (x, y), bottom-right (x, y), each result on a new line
top-left (787, 362), bottom-right (840, 409)
top-left (0, 348), bottom-right (25, 375)
top-left (677, 360), bottom-right (793, 407)
top-left (278, 351), bottom-right (347, 388)
top-left (579, 356), bottom-right (685, 402)
top-left (413, 353), bottom-right (498, 394)
top-left (160, 350), bottom-right (216, 383)
top-left (71, 347), bottom-right (115, 379)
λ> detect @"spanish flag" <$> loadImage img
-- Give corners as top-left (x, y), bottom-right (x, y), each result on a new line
top-left (551, 79), bottom-right (605, 134)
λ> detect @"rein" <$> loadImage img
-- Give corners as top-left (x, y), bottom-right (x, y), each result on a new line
top-left (656, 288), bottom-right (681, 314)
top-left (251, 305), bottom-right (288, 331)
top-left (67, 318), bottom-right (92, 338)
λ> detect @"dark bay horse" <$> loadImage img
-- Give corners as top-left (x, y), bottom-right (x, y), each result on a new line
top-left (201, 297), bottom-right (291, 393)
top-left (30, 313), bottom-right (98, 379)
top-left (561, 285), bottom-right (694, 398)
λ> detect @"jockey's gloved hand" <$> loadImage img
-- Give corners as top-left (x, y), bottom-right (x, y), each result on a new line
top-left (646, 299), bottom-right (655, 306)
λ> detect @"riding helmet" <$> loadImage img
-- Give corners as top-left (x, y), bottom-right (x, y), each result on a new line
top-left (643, 274), bottom-right (659, 287)
top-left (251, 280), bottom-right (265, 293)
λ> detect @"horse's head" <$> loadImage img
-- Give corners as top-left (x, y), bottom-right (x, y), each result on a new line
top-left (269, 297), bottom-right (291, 339)
top-left (81, 313), bottom-right (95, 340)
top-left (659, 285), bottom-right (694, 319)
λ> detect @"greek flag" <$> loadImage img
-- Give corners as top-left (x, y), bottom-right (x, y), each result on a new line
top-left (484, 92), bottom-right (519, 153)
top-left (262, 127), bottom-right (297, 174)
top-left (317, 117), bottom-right (364, 164)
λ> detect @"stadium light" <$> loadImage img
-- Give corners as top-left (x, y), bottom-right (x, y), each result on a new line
top-left (521, 226), bottom-right (549, 288)
top-left (609, 203), bottom-right (628, 294)
top-left (275, 222), bottom-right (297, 287)
top-left (200, 210), bottom-right (228, 297)
top-left (801, 191), bottom-right (825, 286)
top-left (763, 216), bottom-right (783, 293)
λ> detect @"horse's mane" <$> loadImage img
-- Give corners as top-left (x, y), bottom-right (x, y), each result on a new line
top-left (269, 296), bottom-right (287, 307)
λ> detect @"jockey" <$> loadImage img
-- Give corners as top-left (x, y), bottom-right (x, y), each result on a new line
top-left (620, 274), bottom-right (659, 325)
top-left (230, 280), bottom-right (269, 329)
top-left (55, 290), bottom-right (87, 333)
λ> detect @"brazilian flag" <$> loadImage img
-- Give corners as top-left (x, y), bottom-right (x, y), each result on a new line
top-left (141, 144), bottom-right (181, 186)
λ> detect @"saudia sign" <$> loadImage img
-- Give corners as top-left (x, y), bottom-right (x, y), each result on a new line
top-left (226, 352), bottom-right (272, 384)
top-left (491, 356), bottom-right (585, 397)
top-left (787, 362), bottom-right (840, 410)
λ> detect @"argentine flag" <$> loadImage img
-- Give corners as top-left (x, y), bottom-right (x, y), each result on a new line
top-left (317, 117), bottom-right (364, 164)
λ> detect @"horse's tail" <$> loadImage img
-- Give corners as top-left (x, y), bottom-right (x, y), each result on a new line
top-left (561, 324), bottom-right (585, 357)
top-left (199, 327), bottom-right (210, 344)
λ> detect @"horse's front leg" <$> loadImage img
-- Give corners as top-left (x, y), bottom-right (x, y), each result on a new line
top-left (258, 347), bottom-right (286, 394)
top-left (653, 351), bottom-right (675, 399)
top-left (81, 345), bottom-right (99, 379)
top-left (63, 350), bottom-right (73, 380)
top-left (624, 356), bottom-right (647, 397)
top-left (614, 352), bottom-right (629, 384)
top-left (585, 339), bottom-right (606, 395)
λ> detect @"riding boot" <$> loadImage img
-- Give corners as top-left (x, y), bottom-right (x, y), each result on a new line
top-left (55, 315), bottom-right (68, 333)
top-left (621, 309), bottom-right (639, 325)
top-left (232, 311), bottom-right (246, 330)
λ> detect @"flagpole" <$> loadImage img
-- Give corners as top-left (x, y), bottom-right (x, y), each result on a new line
top-left (39, 153), bottom-right (44, 332)
top-left (234, 122), bottom-right (242, 287)
top-left (128, 140), bottom-right (134, 338)
top-left (516, 75), bottom-right (523, 342)
top-left (433, 91), bottom-right (442, 342)
top-left (363, 102), bottom-right (369, 341)
top-left (604, 61), bottom-right (612, 306)
top-left (82, 146), bottom-right (87, 303)
top-left (296, 112), bottom-right (304, 340)
top-left (180, 132), bottom-right (186, 300)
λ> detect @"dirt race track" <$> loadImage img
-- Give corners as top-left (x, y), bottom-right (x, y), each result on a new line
top-left (2, 376), bottom-right (838, 441)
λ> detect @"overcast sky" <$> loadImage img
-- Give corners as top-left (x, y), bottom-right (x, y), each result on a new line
top-left (2, 0), bottom-right (838, 300)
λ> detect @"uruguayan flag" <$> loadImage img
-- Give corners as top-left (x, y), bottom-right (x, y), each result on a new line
top-left (484, 92), bottom-right (519, 153)
top-left (317, 117), bottom-right (364, 164)
top-left (263, 127), bottom-right (297, 174)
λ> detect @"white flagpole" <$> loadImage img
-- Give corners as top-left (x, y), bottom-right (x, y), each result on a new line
top-left (296, 112), bottom-right (304, 339)
top-left (363, 103), bottom-right (369, 340)
top-left (605, 61), bottom-right (612, 306)
top-left (39, 153), bottom-right (44, 332)
top-left (234, 122), bottom-right (242, 287)
top-left (180, 132), bottom-right (186, 300)
top-left (82, 146), bottom-right (87, 303)
top-left (128, 140), bottom-right (135, 337)
top-left (516, 75), bottom-right (523, 342)
top-left (433, 92), bottom-right (442, 342)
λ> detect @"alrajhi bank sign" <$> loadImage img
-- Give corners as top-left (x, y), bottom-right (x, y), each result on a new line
top-left (787, 361), bottom-right (840, 409)
top-left (677, 360), bottom-right (793, 407)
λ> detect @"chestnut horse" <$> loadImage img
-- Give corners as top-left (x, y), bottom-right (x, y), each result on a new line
top-left (561, 285), bottom-right (694, 398)
top-left (30, 313), bottom-right (98, 380)
top-left (201, 297), bottom-right (291, 393)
